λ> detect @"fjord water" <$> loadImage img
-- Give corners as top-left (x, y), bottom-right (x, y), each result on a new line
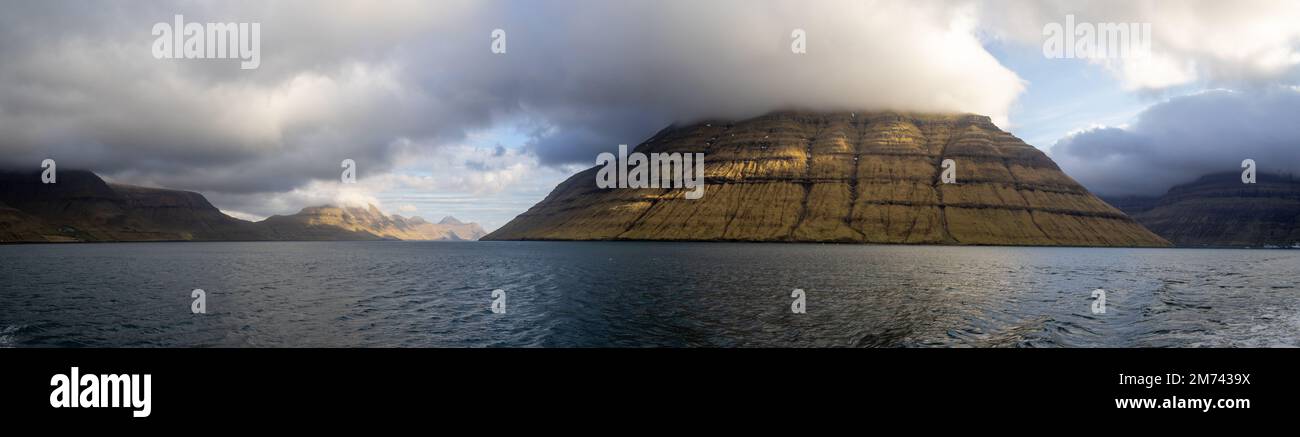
top-left (1, 241), bottom-right (1297, 347)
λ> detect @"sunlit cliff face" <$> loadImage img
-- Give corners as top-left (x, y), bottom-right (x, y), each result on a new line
top-left (485, 111), bottom-right (1168, 247)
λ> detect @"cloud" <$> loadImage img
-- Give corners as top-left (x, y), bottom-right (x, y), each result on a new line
top-left (1051, 87), bottom-right (1300, 196)
top-left (0, 1), bottom-right (477, 196)
top-left (0, 0), bottom-right (1025, 203)
top-left (203, 178), bottom-right (384, 220)
top-left (203, 141), bottom-right (573, 227)
top-left (499, 0), bottom-right (1029, 164)
top-left (982, 0), bottom-right (1300, 91)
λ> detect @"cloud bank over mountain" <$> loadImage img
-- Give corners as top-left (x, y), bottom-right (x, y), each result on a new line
top-left (1052, 88), bottom-right (1300, 196)
top-left (0, 0), bottom-right (1023, 209)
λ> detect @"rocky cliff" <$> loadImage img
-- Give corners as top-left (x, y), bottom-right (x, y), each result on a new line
top-left (485, 111), bottom-right (1168, 246)
top-left (1107, 172), bottom-right (1300, 247)
top-left (0, 169), bottom-right (485, 243)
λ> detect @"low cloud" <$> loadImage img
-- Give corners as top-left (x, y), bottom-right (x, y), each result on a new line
top-left (1052, 88), bottom-right (1300, 196)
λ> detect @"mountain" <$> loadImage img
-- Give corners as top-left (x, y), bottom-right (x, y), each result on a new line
top-left (1106, 172), bottom-right (1300, 247)
top-left (0, 199), bottom-right (45, 242)
top-left (0, 169), bottom-right (485, 243)
top-left (0, 169), bottom-right (255, 242)
top-left (260, 206), bottom-right (486, 241)
top-left (485, 111), bottom-right (1168, 246)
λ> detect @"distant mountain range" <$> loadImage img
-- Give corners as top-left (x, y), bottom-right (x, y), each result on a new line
top-left (1105, 172), bottom-right (1300, 247)
top-left (0, 169), bottom-right (485, 243)
top-left (486, 110), bottom-right (1169, 247)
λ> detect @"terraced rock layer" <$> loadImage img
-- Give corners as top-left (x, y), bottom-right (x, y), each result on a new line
top-left (485, 111), bottom-right (1168, 247)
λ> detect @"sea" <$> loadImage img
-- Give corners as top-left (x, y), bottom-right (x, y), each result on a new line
top-left (1, 241), bottom-right (1297, 347)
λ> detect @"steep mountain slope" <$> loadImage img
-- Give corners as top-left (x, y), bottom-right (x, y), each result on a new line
top-left (486, 111), bottom-right (1168, 246)
top-left (1108, 172), bottom-right (1300, 247)
top-left (0, 169), bottom-right (225, 241)
top-left (111, 184), bottom-right (270, 240)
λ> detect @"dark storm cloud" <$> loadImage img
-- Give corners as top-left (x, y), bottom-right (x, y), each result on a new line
top-left (1052, 88), bottom-right (1300, 196)
top-left (0, 0), bottom-right (474, 195)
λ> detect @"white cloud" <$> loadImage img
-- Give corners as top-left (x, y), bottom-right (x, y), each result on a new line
top-left (982, 0), bottom-right (1300, 91)
top-left (212, 179), bottom-right (385, 220)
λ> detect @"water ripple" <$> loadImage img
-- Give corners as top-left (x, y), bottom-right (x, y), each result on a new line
top-left (0, 242), bottom-right (1297, 347)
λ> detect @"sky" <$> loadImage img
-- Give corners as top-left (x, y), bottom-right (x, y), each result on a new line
top-left (1, 0), bottom-right (1298, 231)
